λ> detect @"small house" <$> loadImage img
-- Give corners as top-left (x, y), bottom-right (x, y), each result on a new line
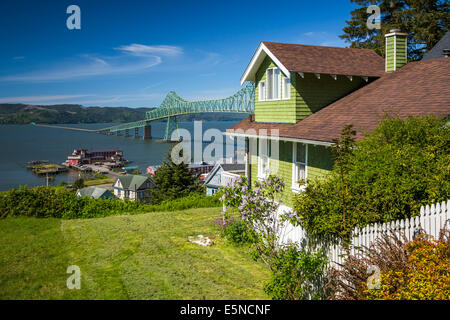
top-left (113, 174), bottom-right (156, 203)
top-left (76, 186), bottom-right (115, 200)
top-left (204, 163), bottom-right (245, 196)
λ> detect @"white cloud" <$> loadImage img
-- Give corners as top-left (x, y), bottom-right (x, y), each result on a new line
top-left (0, 44), bottom-right (182, 82)
top-left (0, 93), bottom-right (164, 106)
top-left (298, 31), bottom-right (346, 47)
top-left (0, 94), bottom-right (92, 103)
top-left (116, 44), bottom-right (183, 57)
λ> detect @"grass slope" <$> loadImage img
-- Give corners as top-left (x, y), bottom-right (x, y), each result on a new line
top-left (0, 208), bottom-right (269, 300)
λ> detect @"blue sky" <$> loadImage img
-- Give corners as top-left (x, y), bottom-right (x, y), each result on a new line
top-left (0, 0), bottom-right (357, 108)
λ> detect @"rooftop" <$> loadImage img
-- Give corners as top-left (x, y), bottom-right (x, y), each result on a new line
top-left (422, 31), bottom-right (450, 61)
top-left (241, 41), bottom-right (385, 84)
top-left (230, 57), bottom-right (450, 143)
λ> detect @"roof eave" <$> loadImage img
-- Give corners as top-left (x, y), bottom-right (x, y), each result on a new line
top-left (223, 130), bottom-right (334, 147)
top-left (240, 42), bottom-right (291, 86)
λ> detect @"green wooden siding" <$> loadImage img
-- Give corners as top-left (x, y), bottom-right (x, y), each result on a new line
top-left (293, 73), bottom-right (365, 121)
top-left (386, 34), bottom-right (407, 72)
top-left (307, 144), bottom-right (334, 181)
top-left (254, 56), bottom-right (366, 123)
top-left (254, 57), bottom-right (296, 123)
top-left (249, 138), bottom-right (334, 208)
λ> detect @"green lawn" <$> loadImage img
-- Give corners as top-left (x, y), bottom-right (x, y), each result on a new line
top-left (0, 208), bottom-right (270, 300)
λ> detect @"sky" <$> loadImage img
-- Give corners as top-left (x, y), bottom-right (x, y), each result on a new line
top-left (0, 0), bottom-right (358, 108)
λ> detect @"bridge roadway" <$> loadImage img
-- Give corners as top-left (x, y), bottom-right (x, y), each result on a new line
top-left (34, 123), bottom-right (98, 133)
top-left (32, 83), bottom-right (255, 140)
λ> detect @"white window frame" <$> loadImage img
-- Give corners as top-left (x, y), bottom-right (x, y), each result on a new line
top-left (282, 76), bottom-right (291, 100)
top-left (258, 80), bottom-right (266, 101)
top-left (266, 67), bottom-right (280, 101)
top-left (292, 142), bottom-right (308, 192)
top-left (258, 138), bottom-right (270, 179)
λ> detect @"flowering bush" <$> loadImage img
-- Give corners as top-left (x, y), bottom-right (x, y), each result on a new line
top-left (220, 175), bottom-right (327, 299)
top-left (220, 175), bottom-right (289, 265)
top-left (364, 234), bottom-right (450, 300)
top-left (326, 226), bottom-right (450, 300)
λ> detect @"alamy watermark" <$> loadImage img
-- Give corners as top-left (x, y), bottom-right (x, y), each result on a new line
top-left (170, 121), bottom-right (280, 176)
top-left (366, 265), bottom-right (381, 290)
top-left (66, 265), bottom-right (81, 289)
top-left (66, 5), bottom-right (81, 30)
top-left (366, 5), bottom-right (381, 30)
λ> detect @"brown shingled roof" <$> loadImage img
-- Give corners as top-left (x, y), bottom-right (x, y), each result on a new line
top-left (228, 57), bottom-right (450, 143)
top-left (263, 41), bottom-right (386, 77)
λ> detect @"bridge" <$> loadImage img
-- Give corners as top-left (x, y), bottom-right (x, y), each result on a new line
top-left (96, 83), bottom-right (255, 141)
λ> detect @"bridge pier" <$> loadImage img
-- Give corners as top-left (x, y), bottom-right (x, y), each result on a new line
top-left (125, 129), bottom-right (130, 137)
top-left (143, 125), bottom-right (152, 140)
top-left (134, 127), bottom-right (139, 139)
top-left (116, 130), bottom-right (121, 136)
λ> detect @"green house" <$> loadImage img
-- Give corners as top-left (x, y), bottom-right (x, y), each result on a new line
top-left (226, 30), bottom-right (450, 210)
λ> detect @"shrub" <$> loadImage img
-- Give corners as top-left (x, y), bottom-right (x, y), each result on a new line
top-left (0, 186), bottom-right (221, 219)
top-left (222, 219), bottom-right (255, 246)
top-left (264, 244), bottom-right (328, 300)
top-left (326, 226), bottom-right (450, 300)
top-left (293, 115), bottom-right (450, 241)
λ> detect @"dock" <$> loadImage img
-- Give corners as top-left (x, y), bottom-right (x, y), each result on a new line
top-left (31, 164), bottom-right (68, 175)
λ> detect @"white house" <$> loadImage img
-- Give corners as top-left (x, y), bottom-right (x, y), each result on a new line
top-left (112, 174), bottom-right (156, 203)
top-left (204, 163), bottom-right (245, 196)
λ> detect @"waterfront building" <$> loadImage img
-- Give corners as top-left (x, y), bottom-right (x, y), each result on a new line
top-left (66, 149), bottom-right (124, 166)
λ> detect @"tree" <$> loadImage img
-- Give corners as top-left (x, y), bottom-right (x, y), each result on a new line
top-left (72, 178), bottom-right (85, 190)
top-left (341, 0), bottom-right (450, 60)
top-left (150, 147), bottom-right (203, 204)
top-left (293, 115), bottom-right (450, 241)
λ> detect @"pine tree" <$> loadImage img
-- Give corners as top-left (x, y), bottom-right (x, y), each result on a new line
top-left (150, 146), bottom-right (203, 204)
top-left (340, 0), bottom-right (450, 60)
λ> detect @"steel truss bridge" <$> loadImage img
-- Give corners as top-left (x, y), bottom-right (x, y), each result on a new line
top-left (97, 83), bottom-right (255, 141)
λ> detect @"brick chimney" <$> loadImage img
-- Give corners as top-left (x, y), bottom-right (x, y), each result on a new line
top-left (385, 29), bottom-right (408, 72)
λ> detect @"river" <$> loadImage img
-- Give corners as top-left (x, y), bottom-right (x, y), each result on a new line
top-left (0, 121), bottom-right (241, 190)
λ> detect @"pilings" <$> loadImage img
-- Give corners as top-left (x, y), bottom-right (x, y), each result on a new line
top-left (143, 125), bottom-right (152, 140)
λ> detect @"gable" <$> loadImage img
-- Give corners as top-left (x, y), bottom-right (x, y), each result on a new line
top-left (228, 57), bottom-right (450, 143)
top-left (241, 41), bottom-right (385, 85)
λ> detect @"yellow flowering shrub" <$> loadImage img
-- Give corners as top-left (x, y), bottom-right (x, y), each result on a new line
top-left (365, 236), bottom-right (450, 300)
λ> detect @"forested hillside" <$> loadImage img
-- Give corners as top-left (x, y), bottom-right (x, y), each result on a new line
top-left (0, 104), bottom-right (248, 124)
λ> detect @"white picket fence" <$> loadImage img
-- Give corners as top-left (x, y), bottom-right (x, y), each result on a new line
top-left (279, 200), bottom-right (450, 269)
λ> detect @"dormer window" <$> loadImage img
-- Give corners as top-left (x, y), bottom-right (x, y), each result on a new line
top-left (258, 80), bottom-right (266, 101)
top-left (266, 68), bottom-right (280, 100)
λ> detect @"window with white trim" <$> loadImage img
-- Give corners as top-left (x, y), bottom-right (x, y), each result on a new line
top-left (266, 68), bottom-right (280, 100)
top-left (283, 77), bottom-right (290, 100)
top-left (292, 142), bottom-right (307, 191)
top-left (258, 138), bottom-right (271, 179)
top-left (258, 81), bottom-right (265, 101)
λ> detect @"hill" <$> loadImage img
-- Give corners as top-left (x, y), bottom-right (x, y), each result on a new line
top-left (0, 103), bottom-right (249, 124)
top-left (0, 207), bottom-right (269, 299)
